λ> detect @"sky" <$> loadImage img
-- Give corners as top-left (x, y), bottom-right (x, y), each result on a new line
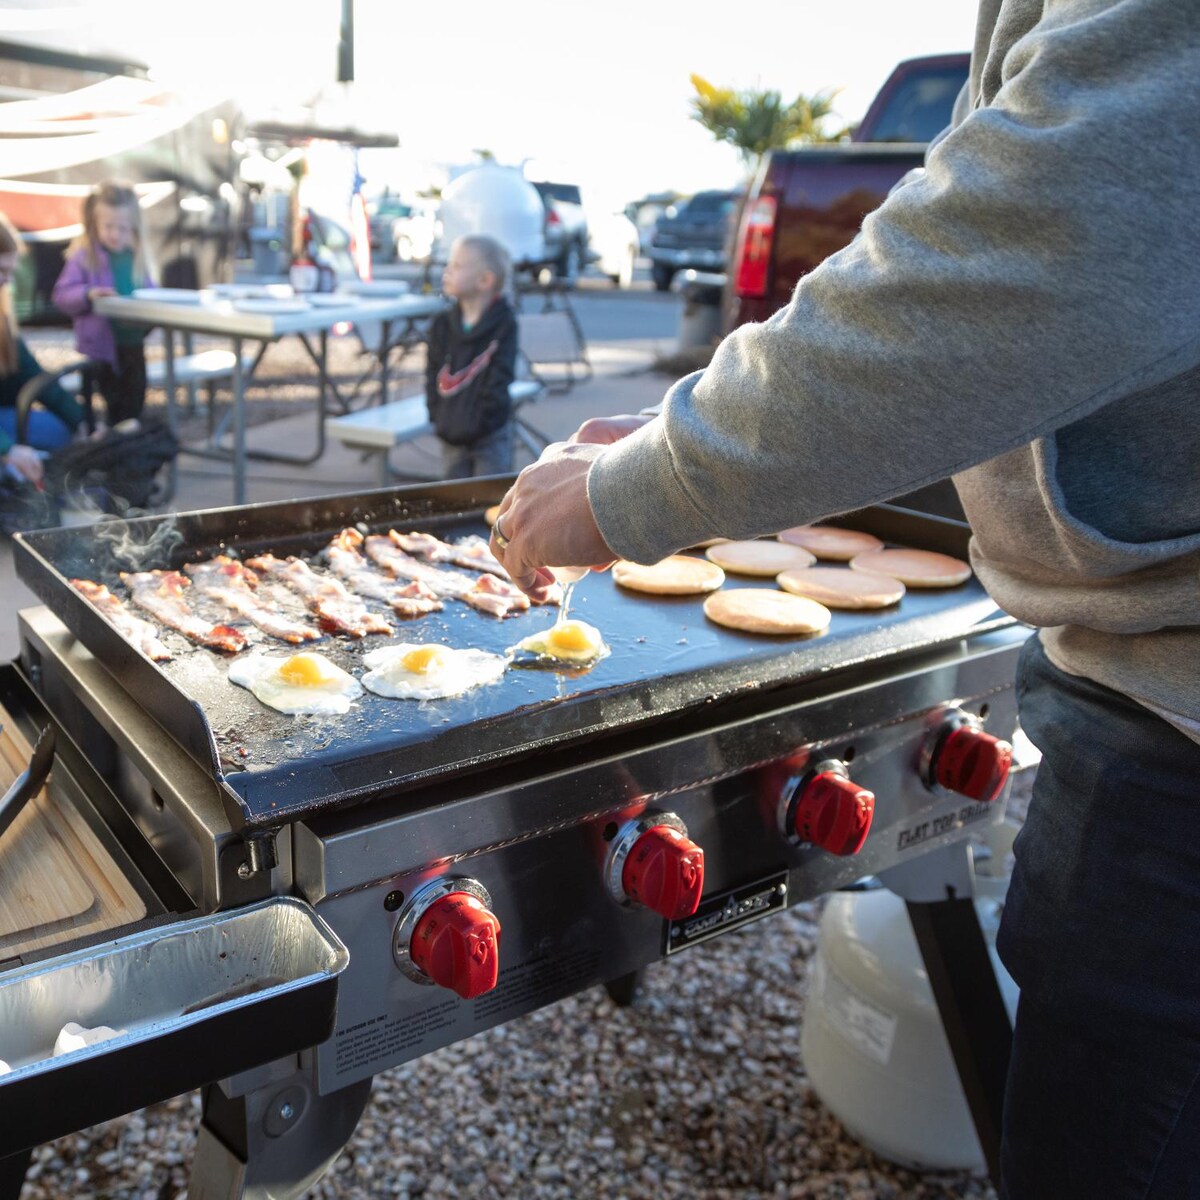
top-left (8, 0), bottom-right (978, 211)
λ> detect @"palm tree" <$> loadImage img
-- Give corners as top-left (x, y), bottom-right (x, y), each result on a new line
top-left (689, 75), bottom-right (848, 175)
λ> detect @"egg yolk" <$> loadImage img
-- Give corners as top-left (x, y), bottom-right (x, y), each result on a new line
top-left (278, 653), bottom-right (332, 686)
top-left (402, 645), bottom-right (448, 674)
top-left (548, 621), bottom-right (597, 654)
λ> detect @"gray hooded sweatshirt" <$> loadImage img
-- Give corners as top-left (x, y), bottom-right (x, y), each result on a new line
top-left (588, 0), bottom-right (1200, 738)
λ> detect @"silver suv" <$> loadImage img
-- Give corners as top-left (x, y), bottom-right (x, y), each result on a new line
top-left (531, 181), bottom-right (589, 279)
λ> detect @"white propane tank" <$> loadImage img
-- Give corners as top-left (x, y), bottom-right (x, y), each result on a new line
top-left (800, 820), bottom-right (1020, 1172)
top-left (437, 164), bottom-right (548, 267)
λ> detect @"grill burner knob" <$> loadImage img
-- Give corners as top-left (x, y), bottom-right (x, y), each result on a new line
top-left (931, 722), bottom-right (1013, 803)
top-left (786, 763), bottom-right (875, 856)
top-left (409, 892), bottom-right (501, 999)
top-left (621, 825), bottom-right (705, 920)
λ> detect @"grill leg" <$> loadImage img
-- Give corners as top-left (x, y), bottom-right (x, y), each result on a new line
top-left (189, 1069), bottom-right (373, 1200)
top-left (0, 1149), bottom-right (31, 1200)
top-left (604, 969), bottom-right (645, 1007)
top-left (878, 837), bottom-right (1012, 1192)
top-left (906, 897), bottom-right (1011, 1192)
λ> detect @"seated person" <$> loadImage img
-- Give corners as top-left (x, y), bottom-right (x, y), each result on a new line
top-left (0, 213), bottom-right (83, 486)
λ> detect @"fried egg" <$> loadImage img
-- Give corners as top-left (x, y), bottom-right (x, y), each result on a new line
top-left (509, 619), bottom-right (610, 669)
top-left (361, 642), bottom-right (507, 700)
top-left (228, 651), bottom-right (363, 715)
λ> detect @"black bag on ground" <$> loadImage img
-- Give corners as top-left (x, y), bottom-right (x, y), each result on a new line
top-left (0, 473), bottom-right (56, 537)
top-left (43, 417), bottom-right (179, 511)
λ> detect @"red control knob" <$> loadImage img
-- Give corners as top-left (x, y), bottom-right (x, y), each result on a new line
top-left (793, 771), bottom-right (875, 856)
top-left (409, 892), bottom-right (501, 999)
top-left (621, 825), bottom-right (705, 920)
top-left (934, 726), bottom-right (1013, 803)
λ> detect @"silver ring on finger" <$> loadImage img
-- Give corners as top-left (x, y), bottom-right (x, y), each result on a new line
top-left (492, 517), bottom-right (512, 551)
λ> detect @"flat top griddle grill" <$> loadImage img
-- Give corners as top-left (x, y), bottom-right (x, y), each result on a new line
top-left (13, 480), bottom-right (1014, 828)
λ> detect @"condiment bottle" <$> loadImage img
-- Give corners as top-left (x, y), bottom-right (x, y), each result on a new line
top-left (288, 215), bottom-right (320, 294)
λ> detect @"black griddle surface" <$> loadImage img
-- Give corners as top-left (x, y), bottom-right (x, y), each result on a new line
top-left (14, 483), bottom-right (1013, 827)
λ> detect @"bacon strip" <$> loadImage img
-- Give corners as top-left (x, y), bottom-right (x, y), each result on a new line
top-left (390, 530), bottom-right (510, 578)
top-left (183, 556), bottom-right (322, 644)
top-left (325, 530), bottom-right (444, 619)
top-left (364, 534), bottom-right (533, 618)
top-left (120, 571), bottom-right (247, 653)
top-left (244, 554), bottom-right (392, 638)
top-left (72, 579), bottom-right (173, 661)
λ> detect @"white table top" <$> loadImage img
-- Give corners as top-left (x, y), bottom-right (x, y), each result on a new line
top-left (94, 290), bottom-right (448, 340)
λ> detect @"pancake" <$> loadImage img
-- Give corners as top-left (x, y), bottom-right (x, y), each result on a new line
top-left (778, 524), bottom-right (883, 561)
top-left (706, 540), bottom-right (816, 577)
top-left (703, 589), bottom-right (831, 635)
top-left (690, 537), bottom-right (731, 549)
top-left (612, 555), bottom-right (726, 596)
top-left (849, 548), bottom-right (972, 588)
top-left (777, 565), bottom-right (905, 610)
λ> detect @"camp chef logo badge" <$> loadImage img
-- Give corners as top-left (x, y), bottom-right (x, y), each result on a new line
top-left (666, 871), bottom-right (788, 954)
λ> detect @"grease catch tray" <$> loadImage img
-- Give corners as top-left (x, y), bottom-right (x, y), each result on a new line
top-left (0, 897), bottom-right (348, 1157)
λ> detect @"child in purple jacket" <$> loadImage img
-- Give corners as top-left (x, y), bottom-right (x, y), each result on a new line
top-left (52, 181), bottom-right (152, 426)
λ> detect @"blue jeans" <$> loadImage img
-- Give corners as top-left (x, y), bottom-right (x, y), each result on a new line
top-left (0, 409), bottom-right (74, 452)
top-left (998, 636), bottom-right (1200, 1199)
top-left (440, 423), bottom-right (513, 481)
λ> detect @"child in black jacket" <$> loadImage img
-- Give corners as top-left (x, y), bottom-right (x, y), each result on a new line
top-left (426, 236), bottom-right (518, 478)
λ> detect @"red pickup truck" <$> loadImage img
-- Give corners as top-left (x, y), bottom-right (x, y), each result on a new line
top-left (727, 53), bottom-right (969, 330)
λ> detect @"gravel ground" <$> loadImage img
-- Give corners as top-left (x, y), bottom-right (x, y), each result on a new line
top-left (17, 773), bottom-right (1037, 1200)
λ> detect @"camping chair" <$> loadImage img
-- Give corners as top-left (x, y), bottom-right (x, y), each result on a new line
top-left (514, 279), bottom-right (591, 393)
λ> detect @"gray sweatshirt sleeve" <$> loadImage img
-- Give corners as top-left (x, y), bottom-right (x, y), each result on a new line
top-left (589, 0), bottom-right (1200, 564)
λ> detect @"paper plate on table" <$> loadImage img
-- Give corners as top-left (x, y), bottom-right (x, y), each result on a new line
top-left (305, 293), bottom-right (355, 307)
top-left (132, 287), bottom-right (203, 303)
top-left (206, 283), bottom-right (293, 301)
top-left (342, 280), bottom-right (411, 297)
top-left (233, 298), bottom-right (311, 314)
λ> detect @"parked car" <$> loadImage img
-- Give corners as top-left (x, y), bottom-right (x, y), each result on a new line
top-left (367, 194), bottom-right (411, 254)
top-left (588, 210), bottom-right (640, 288)
top-left (531, 180), bottom-right (589, 279)
top-left (391, 199), bottom-right (438, 262)
top-left (647, 190), bottom-right (739, 291)
top-left (727, 53), bottom-right (969, 329)
top-left (627, 198), bottom-right (672, 256)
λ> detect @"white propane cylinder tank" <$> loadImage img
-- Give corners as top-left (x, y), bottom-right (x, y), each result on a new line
top-left (800, 820), bottom-right (1020, 1172)
top-left (437, 164), bottom-right (548, 267)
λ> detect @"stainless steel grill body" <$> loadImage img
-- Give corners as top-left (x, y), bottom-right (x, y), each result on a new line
top-left (1, 485), bottom-right (1028, 1197)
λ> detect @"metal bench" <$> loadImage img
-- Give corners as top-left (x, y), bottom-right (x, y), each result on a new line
top-left (23, 350), bottom-right (254, 419)
top-left (326, 379), bottom-right (545, 485)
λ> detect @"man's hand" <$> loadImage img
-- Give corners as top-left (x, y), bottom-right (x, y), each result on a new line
top-left (568, 413), bottom-right (656, 446)
top-left (3, 445), bottom-right (44, 486)
top-left (490, 441), bottom-right (616, 600)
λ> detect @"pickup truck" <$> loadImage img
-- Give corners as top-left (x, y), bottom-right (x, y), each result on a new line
top-left (727, 53), bottom-right (969, 329)
top-left (648, 190), bottom-right (740, 291)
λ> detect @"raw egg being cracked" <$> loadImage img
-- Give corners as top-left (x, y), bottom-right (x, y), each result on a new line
top-left (509, 619), bottom-right (610, 670)
top-left (228, 651), bottom-right (363, 715)
top-left (362, 642), bottom-right (507, 700)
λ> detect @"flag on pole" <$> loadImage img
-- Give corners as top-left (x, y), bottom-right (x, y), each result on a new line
top-left (350, 148), bottom-right (372, 280)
